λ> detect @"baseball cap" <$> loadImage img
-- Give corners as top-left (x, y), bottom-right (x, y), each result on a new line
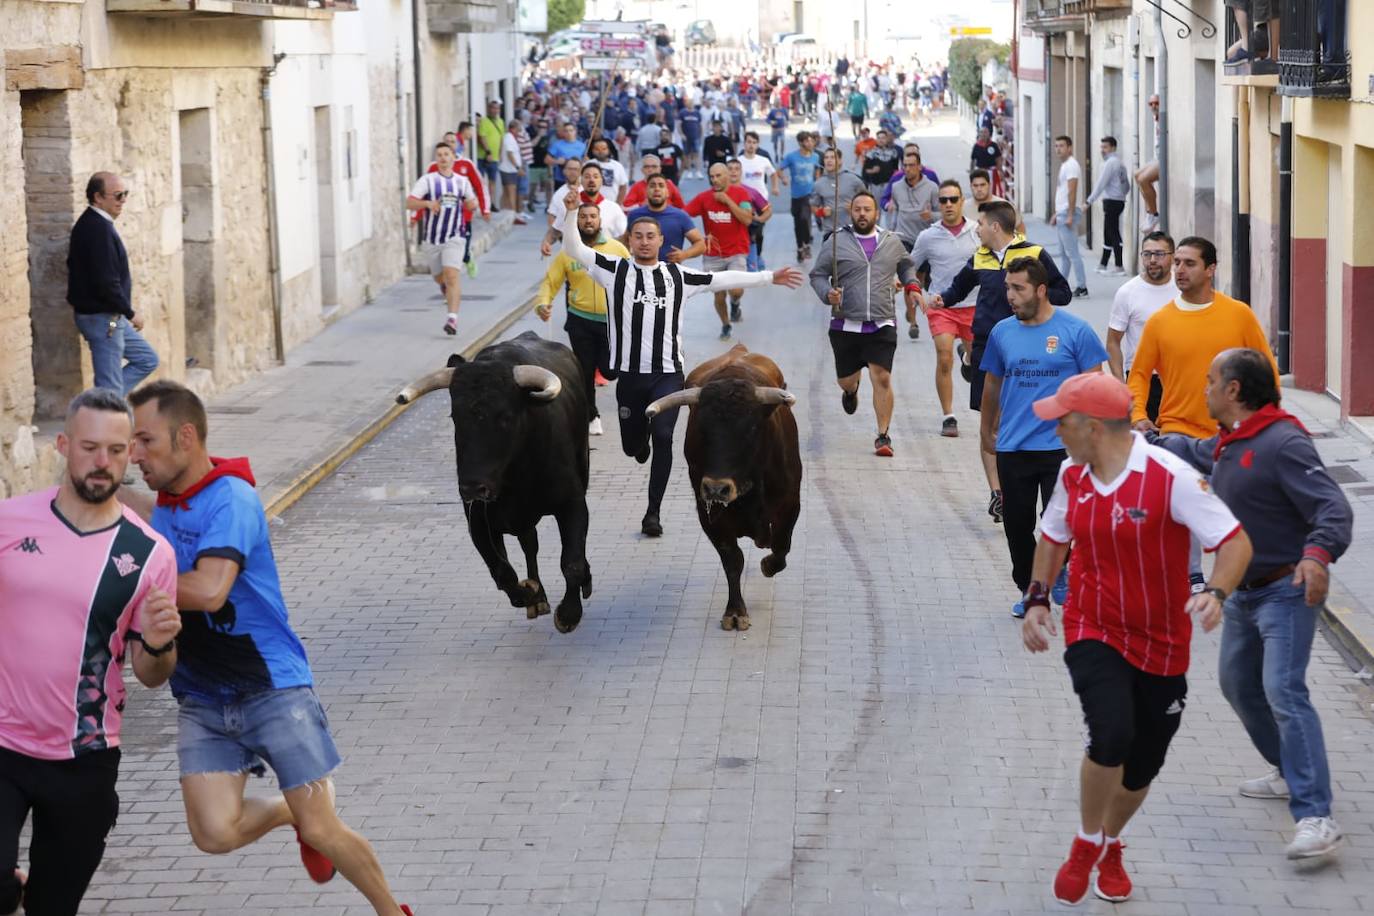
top-left (1032, 372), bottom-right (1133, 421)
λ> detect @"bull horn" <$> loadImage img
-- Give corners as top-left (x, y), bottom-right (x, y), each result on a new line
top-left (755, 387), bottom-right (796, 407)
top-left (396, 367), bottom-right (454, 404)
top-left (644, 387), bottom-right (701, 419)
top-left (513, 365), bottom-right (561, 401)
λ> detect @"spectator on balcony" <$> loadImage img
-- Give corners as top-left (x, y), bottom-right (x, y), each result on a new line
top-left (1134, 95), bottom-right (1161, 231)
top-left (1225, 0), bottom-right (1253, 64)
top-left (1086, 136), bottom-right (1129, 276)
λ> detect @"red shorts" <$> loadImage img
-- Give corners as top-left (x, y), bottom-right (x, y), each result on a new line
top-left (926, 305), bottom-right (974, 342)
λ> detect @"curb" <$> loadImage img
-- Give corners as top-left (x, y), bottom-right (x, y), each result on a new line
top-left (1321, 603), bottom-right (1374, 674)
top-left (262, 286), bottom-right (539, 520)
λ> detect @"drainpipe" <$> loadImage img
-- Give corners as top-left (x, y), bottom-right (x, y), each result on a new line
top-left (411, 0), bottom-right (425, 247)
top-left (1125, 14), bottom-right (1140, 274)
top-left (1277, 94), bottom-right (1293, 373)
top-left (396, 45), bottom-right (413, 272)
top-left (1232, 87), bottom-right (1251, 304)
top-left (261, 52), bottom-right (287, 363)
top-left (1153, 3), bottom-right (1168, 233)
top-left (1044, 37), bottom-right (1053, 221)
top-left (1083, 29), bottom-right (1093, 247)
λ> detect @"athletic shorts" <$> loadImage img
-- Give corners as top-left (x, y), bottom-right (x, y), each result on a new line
top-left (926, 305), bottom-right (974, 342)
top-left (703, 253), bottom-right (748, 272)
top-left (529, 166), bottom-right (548, 185)
top-left (829, 325), bottom-right (897, 377)
top-left (851, 115), bottom-right (864, 128)
top-left (1064, 639), bottom-right (1187, 791)
top-left (177, 686), bottom-right (341, 791)
top-left (423, 237), bottom-right (468, 276)
top-left (500, 170), bottom-right (521, 187)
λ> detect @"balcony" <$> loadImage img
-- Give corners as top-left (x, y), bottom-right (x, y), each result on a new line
top-left (1022, 1), bottom-right (1086, 34)
top-left (427, 0), bottom-right (512, 33)
top-left (1061, 0), bottom-right (1132, 15)
top-left (1278, 0), bottom-right (1350, 98)
top-left (106, 0), bottom-right (356, 19)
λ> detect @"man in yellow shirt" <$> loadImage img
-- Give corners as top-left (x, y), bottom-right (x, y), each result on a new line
top-left (536, 202), bottom-right (629, 437)
top-left (1129, 236), bottom-right (1279, 438)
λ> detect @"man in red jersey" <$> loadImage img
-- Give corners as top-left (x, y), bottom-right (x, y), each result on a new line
top-left (1021, 372), bottom-right (1252, 906)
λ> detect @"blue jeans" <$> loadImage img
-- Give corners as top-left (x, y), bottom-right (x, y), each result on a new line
top-left (1054, 210), bottom-right (1087, 288)
top-left (1219, 579), bottom-right (1333, 820)
top-left (177, 686), bottom-right (341, 791)
top-left (73, 312), bottom-right (159, 394)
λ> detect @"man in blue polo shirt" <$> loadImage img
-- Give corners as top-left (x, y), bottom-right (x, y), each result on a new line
top-left (979, 256), bottom-right (1108, 618)
top-left (625, 174), bottom-right (705, 263)
top-left (779, 130), bottom-right (821, 261)
top-left (545, 121), bottom-right (584, 172)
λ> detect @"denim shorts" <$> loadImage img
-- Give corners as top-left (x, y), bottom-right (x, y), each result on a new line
top-left (176, 686), bottom-right (341, 790)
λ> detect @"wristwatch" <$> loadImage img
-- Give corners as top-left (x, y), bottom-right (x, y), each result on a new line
top-left (139, 634), bottom-right (176, 657)
top-left (1201, 586), bottom-right (1228, 602)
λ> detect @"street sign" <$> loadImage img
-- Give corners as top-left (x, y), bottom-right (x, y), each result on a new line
top-left (950, 26), bottom-right (994, 36)
top-left (580, 36), bottom-right (647, 53)
top-left (579, 19), bottom-right (647, 34)
top-left (580, 56), bottom-right (625, 71)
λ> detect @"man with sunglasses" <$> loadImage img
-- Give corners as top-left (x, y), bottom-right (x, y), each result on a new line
top-left (68, 172), bottom-right (160, 395)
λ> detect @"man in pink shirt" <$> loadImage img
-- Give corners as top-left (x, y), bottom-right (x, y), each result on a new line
top-left (0, 388), bottom-right (181, 916)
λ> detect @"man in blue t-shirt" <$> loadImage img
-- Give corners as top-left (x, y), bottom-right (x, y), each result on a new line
top-left (625, 174), bottom-right (704, 262)
top-left (779, 131), bottom-right (822, 260)
top-left (978, 256), bottom-right (1108, 616)
top-left (766, 102), bottom-right (790, 161)
top-left (545, 122), bottom-right (584, 172)
top-left (126, 380), bottom-right (412, 914)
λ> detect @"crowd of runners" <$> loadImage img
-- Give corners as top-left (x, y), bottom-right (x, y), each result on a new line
top-left (0, 51), bottom-right (1358, 916)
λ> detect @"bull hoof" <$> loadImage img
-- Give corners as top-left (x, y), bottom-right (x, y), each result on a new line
top-left (760, 554), bottom-right (786, 577)
top-left (525, 599), bottom-right (551, 619)
top-left (720, 614), bottom-right (737, 631)
top-left (735, 614), bottom-right (751, 631)
top-left (554, 604), bottom-right (582, 633)
top-left (581, 573), bottom-right (593, 600)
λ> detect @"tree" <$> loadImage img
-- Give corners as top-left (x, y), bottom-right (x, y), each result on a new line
top-left (547, 0), bottom-right (585, 34)
top-left (948, 38), bottom-right (1011, 107)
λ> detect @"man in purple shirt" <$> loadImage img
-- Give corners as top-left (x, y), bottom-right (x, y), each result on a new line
top-left (728, 158), bottom-right (773, 276)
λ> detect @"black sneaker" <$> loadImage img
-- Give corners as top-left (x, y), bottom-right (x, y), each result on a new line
top-left (908, 324), bottom-right (920, 340)
top-left (1189, 572), bottom-right (1206, 595)
top-left (1073, 286), bottom-right (1090, 298)
top-left (641, 512), bottom-right (663, 537)
top-left (874, 433), bottom-right (893, 457)
top-left (730, 301), bottom-right (742, 322)
top-left (988, 489), bottom-right (1004, 524)
top-left (719, 323), bottom-right (732, 341)
top-left (841, 388), bottom-right (858, 415)
top-left (941, 416), bottom-right (958, 438)
top-left (957, 341), bottom-right (973, 382)
top-left (635, 439), bottom-right (651, 464)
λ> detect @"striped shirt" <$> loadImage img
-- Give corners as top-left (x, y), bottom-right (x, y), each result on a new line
top-left (1040, 434), bottom-right (1242, 676)
top-left (408, 170), bottom-right (475, 245)
top-left (561, 208), bottom-right (774, 373)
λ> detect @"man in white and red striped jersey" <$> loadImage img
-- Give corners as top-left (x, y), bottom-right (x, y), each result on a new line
top-left (1019, 372), bottom-right (1253, 907)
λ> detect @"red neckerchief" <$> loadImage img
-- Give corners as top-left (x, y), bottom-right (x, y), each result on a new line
top-left (156, 456), bottom-right (257, 511)
top-left (1213, 404), bottom-right (1310, 460)
top-left (580, 191), bottom-right (604, 205)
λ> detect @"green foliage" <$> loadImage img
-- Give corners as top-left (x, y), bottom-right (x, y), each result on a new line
top-left (948, 38), bottom-right (1011, 107)
top-left (547, 0), bottom-right (585, 34)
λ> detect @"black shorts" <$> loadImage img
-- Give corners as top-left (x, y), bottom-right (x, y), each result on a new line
top-left (1064, 640), bottom-right (1187, 791)
top-left (851, 114), bottom-right (864, 128)
top-left (829, 326), bottom-right (897, 378)
top-left (0, 746), bottom-right (121, 916)
top-left (969, 339), bottom-right (988, 410)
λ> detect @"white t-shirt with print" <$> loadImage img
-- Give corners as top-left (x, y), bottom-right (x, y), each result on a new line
top-left (738, 153), bottom-right (775, 198)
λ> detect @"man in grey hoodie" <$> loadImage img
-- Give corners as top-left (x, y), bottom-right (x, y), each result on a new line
top-left (809, 191), bottom-right (921, 456)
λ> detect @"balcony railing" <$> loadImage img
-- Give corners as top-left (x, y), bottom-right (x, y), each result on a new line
top-left (427, 0), bottom-right (513, 33)
top-left (107, 0), bottom-right (356, 19)
top-left (1278, 0), bottom-right (1350, 98)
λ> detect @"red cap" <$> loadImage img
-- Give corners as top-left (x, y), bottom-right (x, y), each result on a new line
top-left (1033, 372), bottom-right (1133, 421)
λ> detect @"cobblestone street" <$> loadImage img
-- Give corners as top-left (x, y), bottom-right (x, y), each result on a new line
top-left (85, 127), bottom-right (1374, 916)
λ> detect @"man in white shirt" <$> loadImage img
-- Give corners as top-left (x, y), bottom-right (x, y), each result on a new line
top-left (1050, 135), bottom-right (1088, 297)
top-left (540, 161), bottom-right (627, 256)
top-left (587, 136), bottom-right (629, 204)
top-left (1105, 231), bottom-right (1178, 424)
top-left (815, 100), bottom-right (841, 147)
top-left (738, 131), bottom-right (778, 197)
top-left (498, 121), bottom-right (529, 225)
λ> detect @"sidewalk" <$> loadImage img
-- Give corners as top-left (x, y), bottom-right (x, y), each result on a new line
top-left (194, 211), bottom-right (551, 517)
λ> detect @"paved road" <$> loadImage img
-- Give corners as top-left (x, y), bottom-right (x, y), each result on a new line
top-left (87, 115), bottom-right (1374, 915)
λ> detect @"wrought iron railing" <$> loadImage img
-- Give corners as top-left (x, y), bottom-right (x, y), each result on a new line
top-left (1278, 0), bottom-right (1349, 98)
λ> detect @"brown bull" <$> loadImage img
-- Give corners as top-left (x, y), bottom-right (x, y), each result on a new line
top-left (645, 345), bottom-right (803, 630)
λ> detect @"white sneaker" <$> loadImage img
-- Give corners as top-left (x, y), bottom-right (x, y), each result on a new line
top-left (1239, 767), bottom-right (1290, 799)
top-left (588, 417), bottom-right (604, 436)
top-left (1286, 816), bottom-right (1343, 859)
top-left (1095, 265), bottom-right (1109, 275)
top-left (1107, 267), bottom-right (1127, 277)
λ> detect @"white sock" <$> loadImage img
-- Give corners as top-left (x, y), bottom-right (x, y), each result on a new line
top-left (1105, 834), bottom-right (1120, 846)
top-left (447, 312), bottom-right (458, 320)
top-left (943, 413), bottom-right (956, 422)
top-left (1078, 828), bottom-right (1103, 845)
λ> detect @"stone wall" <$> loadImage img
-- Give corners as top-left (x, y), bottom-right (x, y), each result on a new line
top-left (365, 54), bottom-right (410, 299)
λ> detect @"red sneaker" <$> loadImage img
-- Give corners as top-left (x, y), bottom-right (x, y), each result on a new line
top-left (400, 907), bottom-right (414, 915)
top-left (294, 827), bottom-right (336, 883)
top-left (1094, 840), bottom-right (1132, 902)
top-left (1053, 835), bottom-right (1104, 905)
top-left (594, 369), bottom-right (609, 387)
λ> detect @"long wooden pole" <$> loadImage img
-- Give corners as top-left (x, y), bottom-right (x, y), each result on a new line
top-left (830, 129), bottom-right (841, 318)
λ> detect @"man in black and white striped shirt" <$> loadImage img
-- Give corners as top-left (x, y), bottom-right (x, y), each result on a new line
top-left (560, 186), bottom-right (804, 537)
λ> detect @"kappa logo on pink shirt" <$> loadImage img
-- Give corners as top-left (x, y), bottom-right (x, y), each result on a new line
top-left (111, 552), bottom-right (141, 577)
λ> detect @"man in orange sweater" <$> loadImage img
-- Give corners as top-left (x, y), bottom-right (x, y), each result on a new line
top-left (1129, 236), bottom-right (1278, 437)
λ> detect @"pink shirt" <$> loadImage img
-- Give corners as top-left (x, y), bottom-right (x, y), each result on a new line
top-left (0, 488), bottom-right (177, 760)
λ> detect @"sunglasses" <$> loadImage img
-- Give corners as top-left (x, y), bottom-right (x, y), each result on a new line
top-left (938, 196), bottom-right (960, 204)
top-left (112, 190), bottom-right (129, 202)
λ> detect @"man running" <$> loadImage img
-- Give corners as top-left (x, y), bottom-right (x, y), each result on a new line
top-left (1, 389), bottom-right (180, 916)
top-left (738, 133), bottom-right (778, 272)
top-left (406, 141), bottom-right (477, 336)
top-left (810, 147), bottom-right (865, 236)
top-left (847, 86), bottom-right (869, 137)
top-left (965, 168), bottom-right (1025, 235)
top-left (766, 98), bottom-right (790, 161)
top-left (779, 131), bottom-right (821, 261)
top-left (587, 136), bottom-right (630, 204)
top-left (809, 191), bottom-right (921, 457)
top-left (426, 137), bottom-right (489, 279)
top-left (685, 162), bottom-right (756, 340)
top-left (624, 174), bottom-right (705, 264)
top-left (621, 154), bottom-right (686, 210)
top-left (1022, 371), bottom-right (1251, 905)
top-left (558, 187), bottom-right (803, 537)
top-left (541, 162), bottom-right (627, 257)
top-left (125, 381), bottom-right (414, 916)
top-left (728, 157), bottom-right (774, 278)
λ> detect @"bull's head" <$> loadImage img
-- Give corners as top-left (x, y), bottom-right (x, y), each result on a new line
top-left (646, 380), bottom-right (794, 509)
top-left (397, 355), bottom-right (561, 503)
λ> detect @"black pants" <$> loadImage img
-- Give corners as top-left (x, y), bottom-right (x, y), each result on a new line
top-left (0, 746), bottom-right (120, 916)
top-left (1100, 199), bottom-right (1124, 267)
top-left (790, 198), bottom-right (813, 247)
top-left (995, 449), bottom-right (1067, 591)
top-left (748, 221), bottom-right (766, 263)
top-left (1065, 640), bottom-right (1187, 790)
top-left (565, 312), bottom-right (612, 422)
top-left (1145, 373), bottom-right (1163, 424)
top-left (615, 371), bottom-right (685, 514)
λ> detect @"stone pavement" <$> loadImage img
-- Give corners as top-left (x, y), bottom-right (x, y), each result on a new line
top-left (67, 112), bottom-right (1374, 914)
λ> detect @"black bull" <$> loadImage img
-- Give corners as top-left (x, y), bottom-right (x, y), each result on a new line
top-left (396, 331), bottom-right (592, 632)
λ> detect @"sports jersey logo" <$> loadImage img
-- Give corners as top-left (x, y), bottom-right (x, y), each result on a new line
top-left (12, 537), bottom-right (41, 554)
top-left (111, 552), bottom-right (141, 577)
top-left (1045, 335), bottom-right (1060, 354)
top-left (634, 289), bottom-right (671, 311)
top-left (1110, 503), bottom-right (1148, 527)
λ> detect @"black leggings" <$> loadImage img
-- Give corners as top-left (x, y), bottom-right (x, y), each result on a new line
top-left (1100, 199), bottom-right (1124, 267)
top-left (615, 371), bottom-right (685, 514)
top-left (1065, 640), bottom-right (1187, 791)
top-left (565, 313), bottom-right (612, 422)
top-left (790, 198), bottom-right (813, 247)
top-left (0, 746), bottom-right (120, 916)
top-left (995, 449), bottom-right (1067, 591)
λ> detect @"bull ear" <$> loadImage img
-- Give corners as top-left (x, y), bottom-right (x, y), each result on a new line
top-left (754, 387), bottom-right (796, 408)
top-left (446, 354), bottom-right (467, 368)
top-left (512, 365), bottom-right (561, 401)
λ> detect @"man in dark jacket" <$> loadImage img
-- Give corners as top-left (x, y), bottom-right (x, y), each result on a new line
top-left (68, 171), bottom-right (159, 394)
top-left (1154, 348), bottom-right (1353, 861)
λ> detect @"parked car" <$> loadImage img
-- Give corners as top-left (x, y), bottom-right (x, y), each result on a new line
top-left (775, 33), bottom-right (818, 58)
top-left (685, 20), bottom-right (716, 48)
